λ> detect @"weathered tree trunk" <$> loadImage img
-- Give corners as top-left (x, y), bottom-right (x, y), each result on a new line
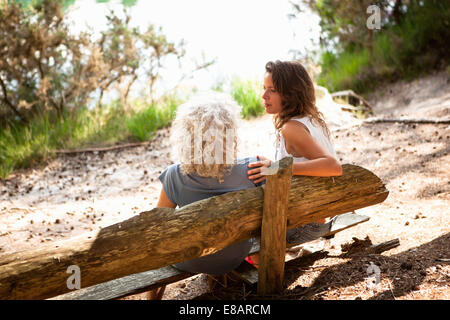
top-left (364, 118), bottom-right (450, 125)
top-left (368, 238), bottom-right (400, 254)
top-left (0, 162), bottom-right (388, 300)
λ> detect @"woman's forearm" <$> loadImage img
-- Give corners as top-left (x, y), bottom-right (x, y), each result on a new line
top-left (292, 157), bottom-right (342, 176)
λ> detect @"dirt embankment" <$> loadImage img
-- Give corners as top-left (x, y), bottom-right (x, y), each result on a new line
top-left (0, 70), bottom-right (449, 300)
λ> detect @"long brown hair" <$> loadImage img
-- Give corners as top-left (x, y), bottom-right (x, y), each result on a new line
top-left (265, 60), bottom-right (330, 138)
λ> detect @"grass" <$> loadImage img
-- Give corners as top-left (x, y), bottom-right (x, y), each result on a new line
top-left (0, 96), bottom-right (180, 179)
top-left (0, 81), bottom-right (263, 179)
top-left (126, 96), bottom-right (179, 141)
top-left (230, 77), bottom-right (265, 119)
top-left (317, 1), bottom-right (450, 94)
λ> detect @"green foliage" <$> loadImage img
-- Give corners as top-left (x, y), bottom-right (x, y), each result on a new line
top-left (126, 96), bottom-right (179, 141)
top-left (1, 0), bottom-right (214, 178)
top-left (317, 48), bottom-right (372, 92)
top-left (384, 0), bottom-right (450, 77)
top-left (0, 96), bottom-right (180, 179)
top-left (301, 0), bottom-right (450, 92)
top-left (120, 0), bottom-right (138, 7)
top-left (307, 0), bottom-right (380, 51)
top-left (94, 0), bottom-right (137, 6)
top-left (230, 78), bottom-right (265, 119)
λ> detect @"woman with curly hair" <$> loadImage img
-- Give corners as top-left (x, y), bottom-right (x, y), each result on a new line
top-left (148, 92), bottom-right (261, 299)
top-left (245, 60), bottom-right (342, 268)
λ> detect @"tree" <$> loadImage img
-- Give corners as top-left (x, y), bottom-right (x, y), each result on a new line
top-left (0, 0), bottom-right (108, 122)
top-left (291, 0), bottom-right (406, 52)
top-left (0, 0), bottom-right (215, 123)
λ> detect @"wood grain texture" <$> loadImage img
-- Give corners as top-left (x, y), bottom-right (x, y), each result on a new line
top-left (0, 163), bottom-right (388, 300)
top-left (258, 157), bottom-right (292, 295)
top-left (49, 266), bottom-right (193, 300)
top-left (51, 213), bottom-right (371, 300)
top-left (236, 213), bottom-right (371, 287)
top-left (50, 213), bottom-right (370, 300)
top-left (368, 238), bottom-right (400, 254)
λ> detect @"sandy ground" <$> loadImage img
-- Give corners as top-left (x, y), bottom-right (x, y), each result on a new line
top-left (0, 70), bottom-right (449, 300)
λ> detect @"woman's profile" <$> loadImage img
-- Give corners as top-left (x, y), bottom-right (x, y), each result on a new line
top-left (246, 60), bottom-right (343, 267)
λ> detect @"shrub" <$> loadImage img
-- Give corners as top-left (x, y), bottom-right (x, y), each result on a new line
top-left (230, 78), bottom-right (264, 119)
top-left (126, 96), bottom-right (179, 141)
top-left (296, 0), bottom-right (450, 93)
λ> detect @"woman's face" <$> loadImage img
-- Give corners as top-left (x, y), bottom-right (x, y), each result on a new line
top-left (262, 72), bottom-right (283, 115)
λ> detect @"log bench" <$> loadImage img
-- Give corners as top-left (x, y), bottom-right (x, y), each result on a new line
top-left (0, 158), bottom-right (389, 300)
top-left (49, 212), bottom-right (369, 300)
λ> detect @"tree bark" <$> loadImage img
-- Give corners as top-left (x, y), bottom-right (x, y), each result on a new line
top-left (258, 157), bottom-right (292, 295)
top-left (0, 163), bottom-right (388, 300)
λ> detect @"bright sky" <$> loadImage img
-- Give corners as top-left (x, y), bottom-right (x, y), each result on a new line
top-left (67, 0), bottom-right (321, 97)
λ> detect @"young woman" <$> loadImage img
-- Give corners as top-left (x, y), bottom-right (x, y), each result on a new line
top-left (246, 60), bottom-right (342, 267)
top-left (247, 60), bottom-right (342, 182)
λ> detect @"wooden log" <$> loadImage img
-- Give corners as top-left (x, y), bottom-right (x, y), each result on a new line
top-left (367, 238), bottom-right (400, 254)
top-left (50, 266), bottom-right (193, 300)
top-left (0, 163), bottom-right (388, 300)
top-left (330, 90), bottom-right (372, 110)
top-left (233, 212), bottom-right (370, 286)
top-left (363, 118), bottom-right (450, 125)
top-left (51, 212), bottom-right (371, 299)
top-left (331, 117), bottom-right (450, 134)
top-left (257, 157), bottom-right (292, 295)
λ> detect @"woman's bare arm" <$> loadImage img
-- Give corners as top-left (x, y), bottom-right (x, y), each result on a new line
top-left (281, 121), bottom-right (342, 176)
top-left (247, 120), bottom-right (342, 182)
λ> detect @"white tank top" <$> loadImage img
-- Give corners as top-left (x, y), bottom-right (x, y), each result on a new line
top-left (275, 116), bottom-right (337, 162)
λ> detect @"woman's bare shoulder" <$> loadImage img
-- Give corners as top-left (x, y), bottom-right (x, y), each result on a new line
top-left (280, 119), bottom-right (310, 139)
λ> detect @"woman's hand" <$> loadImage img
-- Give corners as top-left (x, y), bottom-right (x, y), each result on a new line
top-left (247, 155), bottom-right (272, 184)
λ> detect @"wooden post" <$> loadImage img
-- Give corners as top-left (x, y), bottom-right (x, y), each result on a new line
top-left (257, 157), bottom-right (293, 295)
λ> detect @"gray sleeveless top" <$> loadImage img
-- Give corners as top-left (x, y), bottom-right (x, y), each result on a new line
top-left (158, 156), bottom-right (260, 275)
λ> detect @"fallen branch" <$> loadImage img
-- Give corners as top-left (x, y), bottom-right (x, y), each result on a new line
top-left (55, 141), bottom-right (151, 154)
top-left (367, 238), bottom-right (400, 254)
top-left (0, 163), bottom-right (388, 300)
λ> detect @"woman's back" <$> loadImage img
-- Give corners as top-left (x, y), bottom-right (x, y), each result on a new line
top-left (159, 156), bottom-right (259, 207)
top-left (158, 156), bottom-right (260, 275)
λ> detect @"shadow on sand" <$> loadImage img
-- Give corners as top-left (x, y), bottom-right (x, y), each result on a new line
top-left (194, 232), bottom-right (449, 300)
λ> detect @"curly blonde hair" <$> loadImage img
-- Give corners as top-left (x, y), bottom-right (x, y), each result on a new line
top-left (170, 92), bottom-right (242, 183)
